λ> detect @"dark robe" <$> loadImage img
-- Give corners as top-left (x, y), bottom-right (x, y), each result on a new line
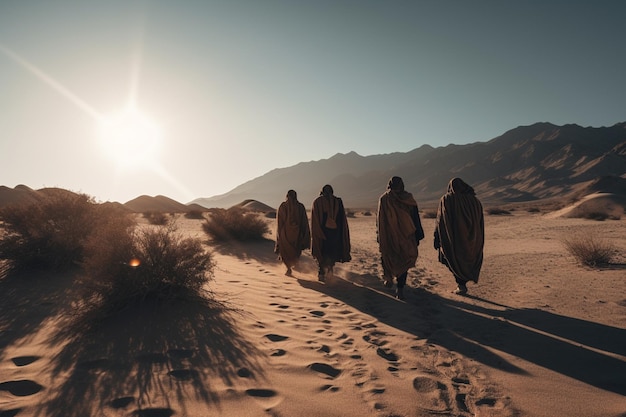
top-left (434, 178), bottom-right (484, 283)
top-left (377, 189), bottom-right (424, 277)
top-left (275, 198), bottom-right (311, 268)
top-left (311, 194), bottom-right (351, 267)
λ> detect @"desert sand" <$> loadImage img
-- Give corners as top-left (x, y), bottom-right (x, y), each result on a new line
top-left (1, 208), bottom-right (625, 417)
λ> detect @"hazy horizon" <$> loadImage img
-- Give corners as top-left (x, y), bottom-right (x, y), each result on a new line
top-left (2, 1), bottom-right (625, 203)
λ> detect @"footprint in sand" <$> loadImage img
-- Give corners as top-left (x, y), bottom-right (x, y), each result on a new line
top-left (412, 375), bottom-right (451, 413)
top-left (131, 408), bottom-right (174, 417)
top-left (0, 380), bottom-right (43, 396)
top-left (363, 331), bottom-right (389, 347)
top-left (246, 388), bottom-right (277, 398)
top-left (310, 310), bottom-right (325, 317)
top-left (376, 347), bottom-right (399, 362)
top-left (270, 349), bottom-right (287, 357)
top-left (319, 384), bottom-right (340, 392)
top-left (265, 334), bottom-right (289, 342)
top-left (237, 368), bottom-right (253, 378)
top-left (11, 356), bottom-right (40, 367)
top-left (110, 396), bottom-right (135, 409)
top-left (316, 344), bottom-right (331, 354)
top-left (308, 363), bottom-right (341, 379)
top-left (245, 388), bottom-right (281, 408)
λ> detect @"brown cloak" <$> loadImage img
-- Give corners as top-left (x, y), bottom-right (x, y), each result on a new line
top-left (434, 178), bottom-right (484, 283)
top-left (377, 189), bottom-right (424, 277)
top-left (311, 194), bottom-right (351, 265)
top-left (275, 198), bottom-right (311, 267)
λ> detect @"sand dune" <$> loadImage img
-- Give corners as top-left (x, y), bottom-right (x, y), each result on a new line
top-left (1, 211), bottom-right (625, 416)
top-left (547, 192), bottom-right (626, 219)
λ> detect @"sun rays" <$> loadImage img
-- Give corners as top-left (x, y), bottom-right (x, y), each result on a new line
top-left (0, 41), bottom-right (195, 201)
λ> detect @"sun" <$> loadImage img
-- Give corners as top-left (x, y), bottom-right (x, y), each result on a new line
top-left (97, 105), bottom-right (162, 170)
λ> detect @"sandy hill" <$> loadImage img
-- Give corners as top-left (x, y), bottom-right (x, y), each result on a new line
top-left (123, 195), bottom-right (193, 213)
top-left (192, 122), bottom-right (626, 209)
top-left (0, 186), bottom-right (93, 208)
top-left (232, 199), bottom-right (276, 213)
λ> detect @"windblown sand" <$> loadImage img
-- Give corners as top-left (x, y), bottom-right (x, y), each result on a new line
top-left (1, 210), bottom-right (625, 417)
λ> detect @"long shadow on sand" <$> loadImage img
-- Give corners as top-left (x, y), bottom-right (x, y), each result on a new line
top-left (298, 271), bottom-right (626, 396)
top-left (42, 294), bottom-right (265, 417)
top-left (0, 267), bottom-right (78, 353)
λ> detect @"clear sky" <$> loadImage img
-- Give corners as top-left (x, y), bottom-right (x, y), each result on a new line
top-left (1, 1), bottom-right (625, 204)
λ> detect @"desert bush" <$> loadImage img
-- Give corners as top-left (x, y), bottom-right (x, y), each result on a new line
top-left (581, 211), bottom-right (609, 221)
top-left (362, 211), bottom-right (372, 216)
top-left (527, 207), bottom-right (541, 213)
top-left (184, 209), bottom-right (206, 220)
top-left (561, 232), bottom-right (616, 267)
top-left (202, 207), bottom-right (269, 241)
top-left (143, 210), bottom-right (169, 225)
top-left (83, 223), bottom-right (214, 310)
top-left (346, 210), bottom-right (356, 218)
top-left (0, 193), bottom-right (133, 271)
top-left (422, 210), bottom-right (437, 219)
top-left (487, 208), bottom-right (511, 215)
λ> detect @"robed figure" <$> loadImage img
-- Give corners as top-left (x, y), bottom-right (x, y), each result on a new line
top-left (311, 184), bottom-right (351, 281)
top-left (377, 176), bottom-right (424, 299)
top-left (434, 177), bottom-right (485, 295)
top-left (275, 190), bottom-right (311, 276)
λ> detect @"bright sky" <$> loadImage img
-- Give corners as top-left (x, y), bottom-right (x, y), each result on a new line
top-left (1, 1), bottom-right (625, 204)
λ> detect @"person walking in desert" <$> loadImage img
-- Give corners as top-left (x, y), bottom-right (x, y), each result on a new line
top-left (434, 177), bottom-right (485, 295)
top-left (377, 176), bottom-right (425, 300)
top-left (311, 184), bottom-right (351, 282)
top-left (275, 190), bottom-right (311, 276)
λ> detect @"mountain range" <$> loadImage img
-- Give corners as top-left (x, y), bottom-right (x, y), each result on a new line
top-left (192, 122), bottom-right (626, 210)
top-left (2, 122), bottom-right (625, 212)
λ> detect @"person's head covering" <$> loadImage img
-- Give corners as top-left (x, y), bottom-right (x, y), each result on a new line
top-left (448, 177), bottom-right (475, 195)
top-left (286, 189), bottom-right (297, 201)
top-left (387, 176), bottom-right (405, 191)
top-left (321, 184), bottom-right (334, 197)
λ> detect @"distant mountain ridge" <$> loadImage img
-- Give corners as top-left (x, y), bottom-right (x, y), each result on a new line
top-left (192, 122), bottom-right (626, 209)
top-left (2, 122), bottom-right (625, 212)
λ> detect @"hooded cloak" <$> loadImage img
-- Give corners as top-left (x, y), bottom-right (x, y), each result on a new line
top-left (434, 178), bottom-right (484, 283)
top-left (377, 177), bottom-right (424, 277)
top-left (275, 190), bottom-right (311, 267)
top-left (311, 185), bottom-right (351, 265)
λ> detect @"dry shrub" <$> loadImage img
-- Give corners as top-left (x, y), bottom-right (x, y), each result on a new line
top-left (202, 207), bottom-right (269, 241)
top-left (422, 210), bottom-right (437, 219)
top-left (184, 209), bottom-right (206, 220)
top-left (581, 211), bottom-right (609, 221)
top-left (527, 207), bottom-right (541, 213)
top-left (143, 210), bottom-right (169, 225)
top-left (561, 232), bottom-right (616, 267)
top-left (83, 223), bottom-right (214, 311)
top-left (0, 193), bottom-right (132, 272)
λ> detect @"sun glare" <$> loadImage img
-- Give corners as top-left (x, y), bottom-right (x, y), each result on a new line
top-left (98, 106), bottom-right (162, 170)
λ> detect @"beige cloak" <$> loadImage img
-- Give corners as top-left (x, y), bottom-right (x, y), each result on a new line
top-left (377, 189), bottom-right (424, 277)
